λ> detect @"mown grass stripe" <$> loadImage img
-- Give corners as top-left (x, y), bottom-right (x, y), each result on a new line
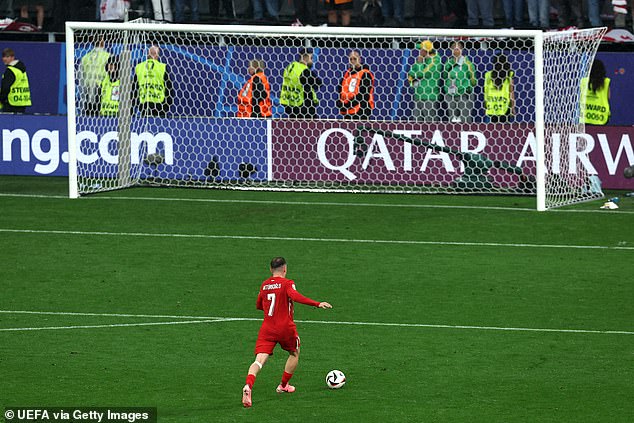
top-left (1, 228), bottom-right (631, 250)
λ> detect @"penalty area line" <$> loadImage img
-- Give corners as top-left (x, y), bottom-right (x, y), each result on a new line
top-left (295, 319), bottom-right (634, 336)
top-left (0, 310), bottom-right (632, 336)
top-left (0, 309), bottom-right (230, 320)
top-left (0, 319), bottom-right (238, 332)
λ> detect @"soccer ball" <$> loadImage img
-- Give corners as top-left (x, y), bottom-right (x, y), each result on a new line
top-left (624, 165), bottom-right (634, 179)
top-left (325, 370), bottom-right (346, 389)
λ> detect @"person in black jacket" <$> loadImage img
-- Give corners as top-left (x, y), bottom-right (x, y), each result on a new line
top-left (209, 0), bottom-right (234, 21)
top-left (280, 50), bottom-right (322, 119)
top-left (1, 48), bottom-right (32, 114)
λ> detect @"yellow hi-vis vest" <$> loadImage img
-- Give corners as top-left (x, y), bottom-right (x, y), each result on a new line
top-left (135, 59), bottom-right (166, 104)
top-left (6, 66), bottom-right (32, 107)
top-left (100, 76), bottom-right (120, 116)
top-left (484, 70), bottom-right (512, 116)
top-left (580, 77), bottom-right (610, 125)
top-left (80, 49), bottom-right (110, 88)
top-left (280, 61), bottom-right (317, 107)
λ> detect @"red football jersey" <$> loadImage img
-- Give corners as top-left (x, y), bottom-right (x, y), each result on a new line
top-left (256, 276), bottom-right (320, 332)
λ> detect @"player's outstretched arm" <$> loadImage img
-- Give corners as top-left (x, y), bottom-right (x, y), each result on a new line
top-left (319, 302), bottom-right (332, 309)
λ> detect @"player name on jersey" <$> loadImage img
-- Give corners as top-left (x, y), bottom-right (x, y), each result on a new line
top-left (262, 283), bottom-right (281, 291)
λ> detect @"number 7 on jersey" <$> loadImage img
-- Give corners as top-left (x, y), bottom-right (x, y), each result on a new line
top-left (267, 293), bottom-right (276, 316)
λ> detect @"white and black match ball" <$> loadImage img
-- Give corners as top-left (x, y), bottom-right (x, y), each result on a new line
top-left (624, 165), bottom-right (634, 179)
top-left (325, 370), bottom-right (346, 389)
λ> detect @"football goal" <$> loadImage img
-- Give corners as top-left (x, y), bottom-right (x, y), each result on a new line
top-left (65, 22), bottom-right (606, 210)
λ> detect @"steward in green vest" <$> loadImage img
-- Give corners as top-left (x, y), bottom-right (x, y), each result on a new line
top-left (280, 50), bottom-right (321, 119)
top-left (580, 77), bottom-right (610, 125)
top-left (80, 38), bottom-right (110, 116)
top-left (484, 54), bottom-right (515, 123)
top-left (580, 59), bottom-right (611, 125)
top-left (100, 56), bottom-right (121, 117)
top-left (0, 48), bottom-right (32, 113)
top-left (134, 45), bottom-right (172, 117)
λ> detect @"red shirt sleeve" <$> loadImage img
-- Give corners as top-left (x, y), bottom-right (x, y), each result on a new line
top-left (287, 280), bottom-right (320, 307)
top-left (256, 290), bottom-right (263, 310)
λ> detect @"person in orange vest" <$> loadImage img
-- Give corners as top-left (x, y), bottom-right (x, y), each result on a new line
top-left (237, 59), bottom-right (272, 118)
top-left (337, 50), bottom-right (375, 120)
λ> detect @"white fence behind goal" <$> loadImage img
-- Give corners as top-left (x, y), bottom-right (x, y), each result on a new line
top-left (66, 23), bottom-right (606, 210)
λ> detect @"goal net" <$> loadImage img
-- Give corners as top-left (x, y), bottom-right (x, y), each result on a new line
top-left (66, 23), bottom-right (606, 210)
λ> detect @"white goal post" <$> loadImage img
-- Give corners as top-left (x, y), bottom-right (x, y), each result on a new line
top-left (65, 22), bottom-right (607, 210)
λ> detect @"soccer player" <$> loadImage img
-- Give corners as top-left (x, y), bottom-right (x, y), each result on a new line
top-left (242, 257), bottom-right (332, 408)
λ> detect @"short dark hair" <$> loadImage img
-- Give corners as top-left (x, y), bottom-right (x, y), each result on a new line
top-left (106, 54), bottom-right (119, 68)
top-left (249, 58), bottom-right (265, 72)
top-left (2, 48), bottom-right (15, 58)
top-left (270, 257), bottom-right (287, 269)
top-left (589, 59), bottom-right (606, 92)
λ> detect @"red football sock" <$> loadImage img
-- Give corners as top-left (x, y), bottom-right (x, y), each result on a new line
top-left (281, 371), bottom-right (293, 387)
top-left (246, 374), bottom-right (256, 389)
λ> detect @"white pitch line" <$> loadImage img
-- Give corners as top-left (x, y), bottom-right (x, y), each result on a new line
top-left (0, 319), bottom-right (234, 332)
top-left (0, 310), bottom-right (632, 336)
top-left (0, 228), bottom-right (631, 250)
top-left (294, 319), bottom-right (634, 336)
top-left (0, 309), bottom-right (227, 320)
top-left (0, 193), bottom-right (68, 199)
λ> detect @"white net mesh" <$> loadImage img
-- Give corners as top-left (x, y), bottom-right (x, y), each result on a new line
top-left (542, 29), bottom-right (606, 209)
top-left (67, 23), bottom-right (606, 209)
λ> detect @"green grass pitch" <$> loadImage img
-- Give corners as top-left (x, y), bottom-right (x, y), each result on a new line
top-left (1, 176), bottom-right (633, 422)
